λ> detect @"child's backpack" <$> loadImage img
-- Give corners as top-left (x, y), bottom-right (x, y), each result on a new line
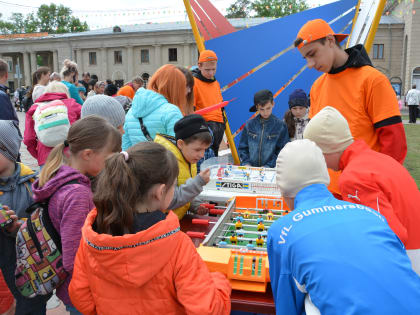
top-left (33, 99), bottom-right (70, 147)
top-left (14, 180), bottom-right (77, 298)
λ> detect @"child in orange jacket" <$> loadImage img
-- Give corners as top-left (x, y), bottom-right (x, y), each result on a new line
top-left (69, 142), bottom-right (231, 315)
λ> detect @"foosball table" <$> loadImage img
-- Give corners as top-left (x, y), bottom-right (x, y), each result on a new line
top-left (181, 195), bottom-right (290, 314)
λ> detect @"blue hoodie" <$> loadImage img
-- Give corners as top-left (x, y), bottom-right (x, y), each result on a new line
top-left (0, 163), bottom-right (50, 314)
top-left (122, 88), bottom-right (183, 150)
top-left (267, 184), bottom-right (420, 315)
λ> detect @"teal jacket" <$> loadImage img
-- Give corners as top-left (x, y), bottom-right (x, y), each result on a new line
top-left (62, 80), bottom-right (84, 105)
top-left (122, 88), bottom-right (183, 150)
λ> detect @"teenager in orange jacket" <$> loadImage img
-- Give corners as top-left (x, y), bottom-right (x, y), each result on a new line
top-left (69, 142), bottom-right (231, 315)
top-left (116, 76), bottom-right (144, 100)
top-left (192, 50), bottom-right (225, 156)
top-left (304, 106), bottom-right (420, 276)
top-left (295, 19), bottom-right (407, 164)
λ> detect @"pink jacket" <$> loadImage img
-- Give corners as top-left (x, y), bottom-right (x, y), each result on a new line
top-left (24, 92), bottom-right (81, 166)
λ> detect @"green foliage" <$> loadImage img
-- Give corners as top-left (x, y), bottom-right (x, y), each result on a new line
top-left (226, 0), bottom-right (308, 18)
top-left (0, 13), bottom-right (14, 34)
top-left (0, 4), bottom-right (88, 35)
top-left (226, 0), bottom-right (253, 18)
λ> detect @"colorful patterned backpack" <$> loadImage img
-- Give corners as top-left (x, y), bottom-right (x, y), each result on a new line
top-left (14, 181), bottom-right (77, 297)
top-left (33, 99), bottom-right (70, 147)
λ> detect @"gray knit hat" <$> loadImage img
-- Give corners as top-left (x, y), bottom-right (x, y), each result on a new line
top-left (0, 120), bottom-right (22, 162)
top-left (82, 95), bottom-right (125, 128)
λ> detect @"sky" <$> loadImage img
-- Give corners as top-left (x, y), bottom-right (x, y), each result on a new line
top-left (0, 0), bottom-right (336, 30)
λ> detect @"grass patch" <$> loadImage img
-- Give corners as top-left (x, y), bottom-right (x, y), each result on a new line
top-left (404, 124), bottom-right (420, 188)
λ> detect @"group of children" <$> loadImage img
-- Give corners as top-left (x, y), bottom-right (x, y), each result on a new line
top-left (238, 88), bottom-right (310, 168)
top-left (1, 112), bottom-right (231, 315)
top-left (1, 16), bottom-right (419, 315)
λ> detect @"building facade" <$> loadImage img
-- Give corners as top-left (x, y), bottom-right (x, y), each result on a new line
top-left (1, 10), bottom-right (418, 95)
top-left (0, 18), bottom-right (266, 91)
top-left (368, 1), bottom-right (420, 95)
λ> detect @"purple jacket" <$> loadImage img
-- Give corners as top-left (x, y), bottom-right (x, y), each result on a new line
top-left (32, 165), bottom-right (94, 306)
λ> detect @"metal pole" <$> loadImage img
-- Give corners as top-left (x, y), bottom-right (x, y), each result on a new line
top-left (183, 0), bottom-right (205, 53)
top-left (364, 0), bottom-right (387, 53)
top-left (182, 0), bottom-right (241, 165)
top-left (346, 0), bottom-right (362, 49)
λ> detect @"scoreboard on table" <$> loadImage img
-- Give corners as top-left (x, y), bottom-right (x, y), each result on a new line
top-left (204, 164), bottom-right (280, 195)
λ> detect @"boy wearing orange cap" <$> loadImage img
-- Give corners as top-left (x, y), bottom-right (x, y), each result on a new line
top-left (294, 19), bottom-right (407, 164)
top-left (192, 50), bottom-right (225, 156)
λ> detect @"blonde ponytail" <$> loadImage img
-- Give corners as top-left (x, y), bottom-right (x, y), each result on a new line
top-left (38, 143), bottom-right (66, 187)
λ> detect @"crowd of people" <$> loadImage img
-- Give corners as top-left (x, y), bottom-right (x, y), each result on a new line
top-left (0, 17), bottom-right (419, 315)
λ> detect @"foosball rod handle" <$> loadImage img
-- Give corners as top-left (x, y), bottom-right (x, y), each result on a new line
top-left (186, 231), bottom-right (206, 239)
top-left (209, 209), bottom-right (225, 215)
top-left (200, 203), bottom-right (216, 209)
top-left (192, 218), bottom-right (210, 226)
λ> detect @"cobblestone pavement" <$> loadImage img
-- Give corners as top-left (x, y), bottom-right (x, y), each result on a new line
top-left (17, 111), bottom-right (39, 172)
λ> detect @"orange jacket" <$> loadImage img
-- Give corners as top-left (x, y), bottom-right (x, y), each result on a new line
top-left (117, 84), bottom-right (135, 100)
top-left (339, 140), bottom-right (420, 274)
top-left (69, 210), bottom-right (231, 315)
top-left (193, 78), bottom-right (224, 123)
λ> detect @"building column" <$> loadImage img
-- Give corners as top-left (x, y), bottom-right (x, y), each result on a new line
top-left (52, 50), bottom-right (58, 73)
top-left (101, 48), bottom-right (108, 80)
top-left (127, 46), bottom-right (134, 80)
top-left (153, 45), bottom-right (161, 68)
top-left (23, 52), bottom-right (31, 86)
top-left (0, 53), bottom-right (3, 60)
top-left (30, 51), bottom-right (37, 75)
top-left (76, 49), bottom-right (83, 74)
top-left (183, 44), bottom-right (190, 67)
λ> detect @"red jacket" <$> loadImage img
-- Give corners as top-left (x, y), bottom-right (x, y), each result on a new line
top-left (69, 210), bottom-right (231, 315)
top-left (0, 270), bottom-right (13, 314)
top-left (23, 92), bottom-right (81, 166)
top-left (339, 140), bottom-right (420, 274)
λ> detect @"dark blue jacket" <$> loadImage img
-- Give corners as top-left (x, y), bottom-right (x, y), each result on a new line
top-left (267, 184), bottom-right (420, 315)
top-left (0, 84), bottom-right (18, 125)
top-left (238, 114), bottom-right (289, 168)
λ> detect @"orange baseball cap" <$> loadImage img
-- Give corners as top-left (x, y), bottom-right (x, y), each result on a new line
top-left (198, 50), bottom-right (218, 63)
top-left (296, 19), bottom-right (348, 49)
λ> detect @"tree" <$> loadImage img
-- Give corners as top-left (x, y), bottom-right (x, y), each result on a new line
top-left (0, 14), bottom-right (14, 34)
top-left (226, 0), bottom-right (308, 19)
top-left (0, 4), bottom-right (88, 35)
top-left (226, 0), bottom-right (253, 18)
top-left (253, 0), bottom-right (308, 18)
top-left (37, 4), bottom-right (88, 33)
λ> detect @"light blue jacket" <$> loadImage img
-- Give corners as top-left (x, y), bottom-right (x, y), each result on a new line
top-left (122, 88), bottom-right (183, 150)
top-left (62, 80), bottom-right (84, 105)
top-left (267, 184), bottom-right (420, 315)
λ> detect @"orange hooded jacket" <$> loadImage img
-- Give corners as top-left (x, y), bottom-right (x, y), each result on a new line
top-left (117, 84), bottom-right (135, 100)
top-left (69, 210), bottom-right (231, 315)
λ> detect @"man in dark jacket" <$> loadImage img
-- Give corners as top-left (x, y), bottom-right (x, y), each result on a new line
top-left (0, 59), bottom-right (19, 126)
